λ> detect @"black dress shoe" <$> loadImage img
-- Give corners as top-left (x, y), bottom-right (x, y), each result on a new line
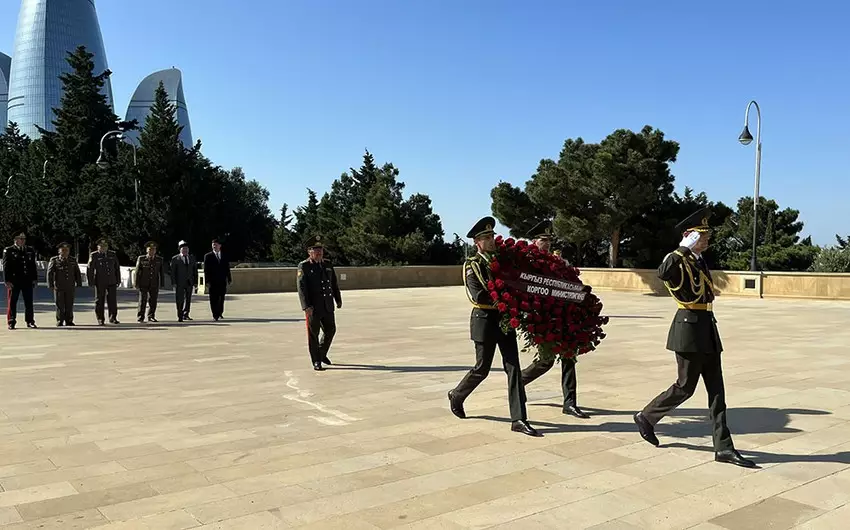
top-left (633, 412), bottom-right (660, 447)
top-left (65, 322), bottom-right (75, 326)
top-left (26, 322), bottom-right (37, 329)
top-left (313, 362), bottom-right (325, 371)
top-left (178, 317), bottom-right (184, 322)
top-left (8, 323), bottom-right (15, 330)
top-left (109, 319), bottom-right (120, 324)
top-left (97, 320), bottom-right (105, 326)
top-left (322, 356), bottom-right (332, 365)
top-left (148, 316), bottom-right (158, 323)
top-left (183, 315), bottom-right (192, 321)
top-left (563, 404), bottom-right (591, 419)
top-left (57, 321), bottom-right (64, 327)
top-left (137, 317), bottom-right (144, 323)
top-left (715, 449), bottom-right (757, 468)
top-left (447, 390), bottom-right (466, 419)
top-left (511, 420), bottom-right (543, 437)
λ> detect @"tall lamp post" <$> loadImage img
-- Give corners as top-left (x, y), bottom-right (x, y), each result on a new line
top-left (96, 130), bottom-right (139, 211)
top-left (738, 100), bottom-right (762, 272)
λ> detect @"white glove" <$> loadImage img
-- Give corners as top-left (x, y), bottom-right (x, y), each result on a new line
top-left (679, 231), bottom-right (701, 249)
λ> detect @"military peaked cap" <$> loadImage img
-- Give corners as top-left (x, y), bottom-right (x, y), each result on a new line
top-left (13, 232), bottom-right (26, 239)
top-left (178, 240), bottom-right (188, 249)
top-left (145, 241), bottom-right (157, 249)
top-left (57, 242), bottom-right (71, 249)
top-left (307, 235), bottom-right (324, 249)
top-left (96, 238), bottom-right (109, 245)
top-left (527, 220), bottom-right (553, 240)
top-left (467, 217), bottom-right (496, 239)
top-left (675, 207), bottom-right (713, 233)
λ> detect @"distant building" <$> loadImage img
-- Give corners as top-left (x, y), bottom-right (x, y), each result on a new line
top-left (6, 0), bottom-right (114, 139)
top-left (0, 52), bottom-right (10, 128)
top-left (124, 68), bottom-right (193, 147)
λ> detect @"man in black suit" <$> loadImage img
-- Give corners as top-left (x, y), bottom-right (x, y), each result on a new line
top-left (203, 239), bottom-right (231, 321)
top-left (633, 208), bottom-right (756, 468)
top-left (170, 240), bottom-right (198, 322)
top-left (297, 236), bottom-right (343, 371)
top-left (447, 217), bottom-right (540, 437)
top-left (2, 232), bottom-right (38, 330)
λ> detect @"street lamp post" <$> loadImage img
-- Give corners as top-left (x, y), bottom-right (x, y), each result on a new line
top-left (96, 130), bottom-right (139, 211)
top-left (738, 100), bottom-right (762, 272)
top-left (3, 175), bottom-right (13, 198)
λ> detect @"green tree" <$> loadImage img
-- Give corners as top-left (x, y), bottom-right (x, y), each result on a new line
top-left (271, 203), bottom-right (296, 263)
top-left (810, 246), bottom-right (850, 273)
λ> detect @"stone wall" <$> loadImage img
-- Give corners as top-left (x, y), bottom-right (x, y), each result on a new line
top-left (191, 265), bottom-right (850, 300)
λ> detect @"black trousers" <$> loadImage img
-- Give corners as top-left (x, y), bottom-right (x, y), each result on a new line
top-left (175, 285), bottom-right (193, 317)
top-left (6, 284), bottom-right (34, 324)
top-left (641, 352), bottom-right (734, 451)
top-left (521, 356), bottom-right (578, 407)
top-left (307, 311), bottom-right (336, 363)
top-left (95, 284), bottom-right (118, 321)
top-left (55, 289), bottom-right (76, 324)
top-left (453, 332), bottom-right (528, 422)
top-left (137, 287), bottom-right (159, 319)
top-left (208, 283), bottom-right (226, 319)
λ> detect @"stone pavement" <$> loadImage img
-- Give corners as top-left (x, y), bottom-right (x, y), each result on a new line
top-left (1, 287), bottom-right (849, 529)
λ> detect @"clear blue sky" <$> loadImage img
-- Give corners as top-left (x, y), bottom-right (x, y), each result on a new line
top-left (2, 0), bottom-right (848, 245)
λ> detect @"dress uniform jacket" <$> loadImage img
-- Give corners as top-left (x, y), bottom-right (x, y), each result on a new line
top-left (87, 250), bottom-right (121, 287)
top-left (135, 255), bottom-right (165, 290)
top-left (2, 245), bottom-right (38, 285)
top-left (47, 256), bottom-right (82, 291)
top-left (658, 246), bottom-right (722, 354)
top-left (297, 259), bottom-right (342, 315)
top-left (463, 253), bottom-right (502, 342)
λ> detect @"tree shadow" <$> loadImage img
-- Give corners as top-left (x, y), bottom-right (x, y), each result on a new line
top-left (331, 363), bottom-right (471, 373)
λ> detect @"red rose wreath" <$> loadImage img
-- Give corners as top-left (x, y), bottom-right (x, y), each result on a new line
top-left (486, 235), bottom-right (608, 362)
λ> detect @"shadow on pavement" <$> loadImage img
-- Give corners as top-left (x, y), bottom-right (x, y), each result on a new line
top-left (330, 363), bottom-right (471, 373)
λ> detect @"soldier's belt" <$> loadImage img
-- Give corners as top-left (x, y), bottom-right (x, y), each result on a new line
top-left (676, 302), bottom-right (712, 311)
top-left (471, 302), bottom-right (497, 310)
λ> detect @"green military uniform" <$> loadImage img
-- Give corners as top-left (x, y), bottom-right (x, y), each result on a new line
top-left (634, 208), bottom-right (756, 468)
top-left (46, 243), bottom-right (82, 326)
top-left (87, 239), bottom-right (121, 325)
top-left (448, 217), bottom-right (540, 437)
top-left (135, 242), bottom-right (165, 322)
top-left (297, 236), bottom-right (342, 371)
top-left (518, 220), bottom-right (590, 419)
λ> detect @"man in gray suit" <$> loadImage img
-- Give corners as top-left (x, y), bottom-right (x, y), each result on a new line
top-left (169, 240), bottom-right (197, 322)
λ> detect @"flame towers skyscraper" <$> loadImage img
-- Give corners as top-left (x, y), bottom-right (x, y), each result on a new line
top-left (6, 0), bottom-right (113, 139)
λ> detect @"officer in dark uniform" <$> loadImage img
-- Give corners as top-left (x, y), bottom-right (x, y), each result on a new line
top-left (297, 236), bottom-right (342, 371)
top-left (134, 241), bottom-right (165, 323)
top-left (2, 232), bottom-right (38, 330)
top-left (87, 238), bottom-right (121, 325)
top-left (46, 242), bottom-right (82, 326)
top-left (518, 220), bottom-right (590, 419)
top-left (633, 208), bottom-right (756, 468)
top-left (448, 217), bottom-right (540, 437)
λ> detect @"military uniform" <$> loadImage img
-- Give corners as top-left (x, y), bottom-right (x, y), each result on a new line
top-left (2, 233), bottom-right (38, 329)
top-left (135, 242), bottom-right (165, 322)
top-left (297, 236), bottom-right (342, 371)
top-left (46, 243), bottom-right (82, 326)
top-left (634, 208), bottom-right (755, 468)
top-left (87, 240), bottom-right (121, 325)
top-left (518, 220), bottom-right (590, 419)
top-left (448, 217), bottom-right (540, 437)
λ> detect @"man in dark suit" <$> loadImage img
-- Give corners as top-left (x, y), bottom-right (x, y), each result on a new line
top-left (447, 217), bottom-right (540, 437)
top-left (170, 240), bottom-right (198, 322)
top-left (203, 239), bottom-right (231, 321)
top-left (2, 232), bottom-right (38, 330)
top-left (297, 236), bottom-right (343, 371)
top-left (633, 208), bottom-right (755, 468)
top-left (519, 220), bottom-right (590, 419)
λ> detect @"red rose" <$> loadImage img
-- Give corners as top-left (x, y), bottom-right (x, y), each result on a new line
top-left (490, 291), bottom-right (499, 301)
top-left (495, 235), bottom-right (503, 244)
top-left (534, 314), bottom-right (543, 323)
top-left (553, 307), bottom-right (563, 316)
top-left (509, 308), bottom-right (518, 317)
top-left (509, 318), bottom-right (520, 329)
top-left (526, 324), bottom-right (535, 333)
top-left (516, 240), bottom-right (527, 249)
top-left (532, 301), bottom-right (542, 311)
top-left (487, 280), bottom-right (495, 290)
top-left (501, 292), bottom-right (512, 302)
top-left (508, 298), bottom-right (518, 308)
top-left (497, 302), bottom-right (507, 312)
top-left (533, 336), bottom-right (543, 344)
top-left (504, 237), bottom-right (515, 247)
top-left (495, 279), bottom-right (505, 289)
top-left (545, 332), bottom-right (556, 342)
top-left (520, 301), bottom-right (530, 311)
top-left (490, 261), bottom-right (500, 272)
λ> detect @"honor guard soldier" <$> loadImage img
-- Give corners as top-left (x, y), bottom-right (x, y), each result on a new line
top-left (518, 220), bottom-right (590, 419)
top-left (87, 238), bottom-right (122, 325)
top-left (633, 208), bottom-right (756, 468)
top-left (135, 242), bottom-right (165, 322)
top-left (2, 232), bottom-right (38, 329)
top-left (297, 236), bottom-right (342, 371)
top-left (448, 217), bottom-right (540, 437)
top-left (46, 242), bottom-right (82, 326)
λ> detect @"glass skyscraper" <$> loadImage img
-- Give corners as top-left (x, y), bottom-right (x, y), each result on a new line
top-left (6, 0), bottom-right (114, 139)
top-left (124, 68), bottom-right (193, 147)
top-left (0, 52), bottom-right (11, 128)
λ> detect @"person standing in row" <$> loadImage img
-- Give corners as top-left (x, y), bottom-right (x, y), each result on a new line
top-left (170, 241), bottom-right (197, 322)
top-left (448, 217), bottom-right (540, 437)
top-left (297, 236), bottom-right (342, 371)
top-left (134, 242), bottom-right (165, 323)
top-left (3, 232), bottom-right (38, 330)
top-left (87, 238), bottom-right (121, 325)
top-left (519, 220), bottom-right (591, 419)
top-left (203, 239), bottom-right (231, 321)
top-left (46, 242), bottom-right (82, 326)
top-left (633, 208), bottom-right (755, 468)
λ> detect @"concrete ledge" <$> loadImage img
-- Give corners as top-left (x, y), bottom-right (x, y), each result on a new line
top-left (189, 265), bottom-right (850, 300)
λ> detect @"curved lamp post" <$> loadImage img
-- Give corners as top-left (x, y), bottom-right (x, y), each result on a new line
top-left (3, 175), bottom-right (13, 198)
top-left (96, 130), bottom-right (139, 211)
top-left (738, 100), bottom-right (762, 272)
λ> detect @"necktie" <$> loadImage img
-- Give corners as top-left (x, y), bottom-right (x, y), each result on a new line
top-left (184, 256), bottom-right (188, 266)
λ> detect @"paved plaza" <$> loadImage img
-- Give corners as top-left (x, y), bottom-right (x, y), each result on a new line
top-left (1, 286), bottom-right (849, 529)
